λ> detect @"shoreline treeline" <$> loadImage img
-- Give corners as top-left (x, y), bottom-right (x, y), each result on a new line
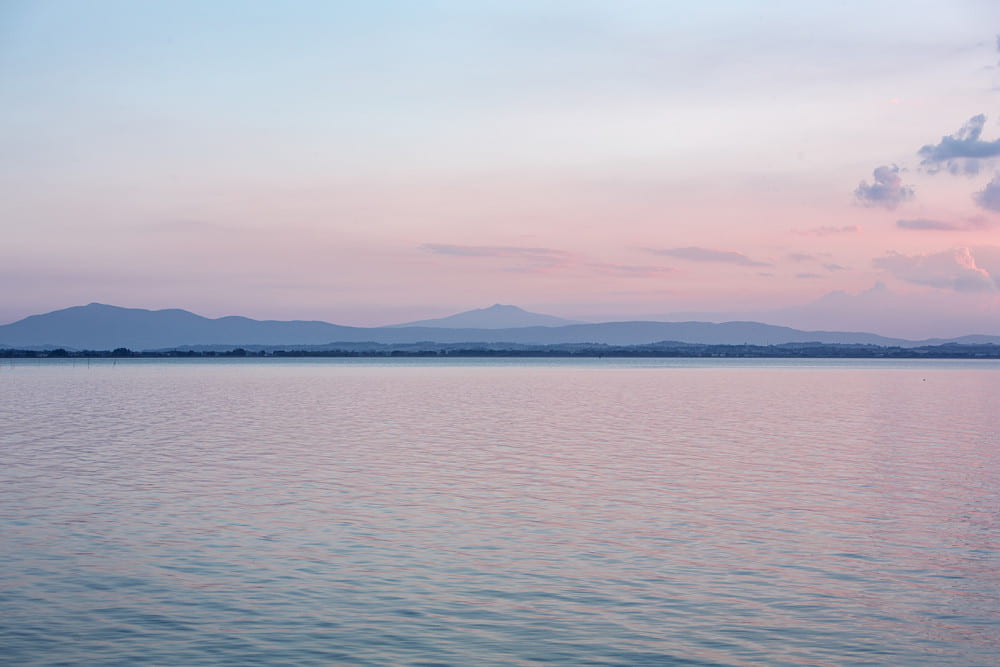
top-left (3, 342), bottom-right (1000, 359)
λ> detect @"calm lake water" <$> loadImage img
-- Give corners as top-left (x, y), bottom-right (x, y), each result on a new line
top-left (2, 358), bottom-right (999, 665)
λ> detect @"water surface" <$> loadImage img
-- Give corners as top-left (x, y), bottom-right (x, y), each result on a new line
top-left (2, 359), bottom-right (999, 665)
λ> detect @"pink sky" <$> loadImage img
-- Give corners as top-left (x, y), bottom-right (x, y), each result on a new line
top-left (3, 1), bottom-right (1000, 337)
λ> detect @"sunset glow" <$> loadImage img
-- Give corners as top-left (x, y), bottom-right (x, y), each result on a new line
top-left (4, 1), bottom-right (1000, 337)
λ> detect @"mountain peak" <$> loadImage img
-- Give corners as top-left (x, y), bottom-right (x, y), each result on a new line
top-left (387, 304), bottom-right (581, 329)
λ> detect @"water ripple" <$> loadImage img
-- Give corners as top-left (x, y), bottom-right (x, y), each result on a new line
top-left (1, 360), bottom-right (999, 665)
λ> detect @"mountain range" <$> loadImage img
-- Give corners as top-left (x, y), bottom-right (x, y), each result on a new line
top-left (3, 302), bottom-right (999, 351)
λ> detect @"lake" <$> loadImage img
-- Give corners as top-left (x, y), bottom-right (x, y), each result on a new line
top-left (2, 358), bottom-right (999, 665)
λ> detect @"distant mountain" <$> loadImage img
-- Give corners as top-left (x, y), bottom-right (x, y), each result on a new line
top-left (626, 283), bottom-right (1000, 341)
top-left (3, 302), bottom-right (999, 351)
top-left (0, 303), bottom-right (362, 350)
top-left (475, 320), bottom-right (913, 347)
top-left (387, 304), bottom-right (581, 329)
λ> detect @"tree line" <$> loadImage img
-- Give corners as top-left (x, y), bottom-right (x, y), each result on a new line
top-left (3, 343), bottom-right (1000, 359)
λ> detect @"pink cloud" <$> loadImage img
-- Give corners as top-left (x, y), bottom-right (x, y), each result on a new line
top-left (873, 247), bottom-right (997, 292)
top-left (794, 225), bottom-right (861, 237)
top-left (586, 263), bottom-right (677, 278)
top-left (420, 244), bottom-right (574, 273)
top-left (646, 246), bottom-right (770, 267)
top-left (420, 244), bottom-right (676, 279)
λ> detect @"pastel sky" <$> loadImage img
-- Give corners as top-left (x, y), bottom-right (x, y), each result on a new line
top-left (4, 0), bottom-right (1000, 337)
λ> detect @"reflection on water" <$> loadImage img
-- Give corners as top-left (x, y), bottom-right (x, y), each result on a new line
top-left (2, 360), bottom-right (999, 665)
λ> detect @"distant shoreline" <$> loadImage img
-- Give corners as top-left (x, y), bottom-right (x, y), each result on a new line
top-left (4, 342), bottom-right (1000, 360)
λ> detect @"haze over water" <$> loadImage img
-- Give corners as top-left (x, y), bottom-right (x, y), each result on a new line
top-left (2, 359), bottom-right (999, 665)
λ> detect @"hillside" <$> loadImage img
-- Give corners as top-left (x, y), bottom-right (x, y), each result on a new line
top-left (4, 302), bottom-right (999, 350)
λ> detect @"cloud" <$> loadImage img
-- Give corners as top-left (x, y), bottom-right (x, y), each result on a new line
top-left (918, 114), bottom-right (1000, 176)
top-left (897, 216), bottom-right (998, 231)
top-left (854, 165), bottom-right (914, 209)
top-left (647, 246), bottom-right (770, 267)
top-left (973, 175), bottom-right (1000, 212)
top-left (420, 243), bottom-right (573, 273)
top-left (896, 218), bottom-right (962, 231)
top-left (965, 215), bottom-right (996, 229)
top-left (786, 254), bottom-right (846, 271)
top-left (587, 263), bottom-right (676, 278)
top-left (421, 244), bottom-right (678, 279)
top-left (795, 273), bottom-right (823, 279)
top-left (873, 247), bottom-right (997, 292)
top-left (421, 244), bottom-right (568, 259)
top-left (795, 225), bottom-right (861, 237)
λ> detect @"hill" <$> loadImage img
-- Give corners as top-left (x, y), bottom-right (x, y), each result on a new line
top-left (387, 303), bottom-right (581, 329)
top-left (4, 302), bottom-right (999, 351)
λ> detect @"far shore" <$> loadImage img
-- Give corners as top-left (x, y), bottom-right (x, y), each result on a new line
top-left (4, 342), bottom-right (1000, 360)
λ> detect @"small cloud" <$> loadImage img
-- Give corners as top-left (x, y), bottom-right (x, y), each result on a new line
top-left (918, 114), bottom-right (1000, 175)
top-left (421, 244), bottom-right (680, 278)
top-left (973, 174), bottom-right (1000, 212)
top-left (795, 225), bottom-right (861, 237)
top-left (647, 246), bottom-right (770, 267)
top-left (965, 215), bottom-right (994, 229)
top-left (587, 263), bottom-right (676, 278)
top-left (786, 254), bottom-right (846, 271)
top-left (420, 244), bottom-right (573, 273)
top-left (605, 288), bottom-right (677, 297)
top-left (873, 247), bottom-right (997, 292)
top-left (795, 273), bottom-right (824, 279)
top-left (898, 216), bottom-right (997, 231)
top-left (897, 218), bottom-right (962, 231)
top-left (421, 243), bottom-right (568, 259)
top-left (854, 165), bottom-right (914, 209)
